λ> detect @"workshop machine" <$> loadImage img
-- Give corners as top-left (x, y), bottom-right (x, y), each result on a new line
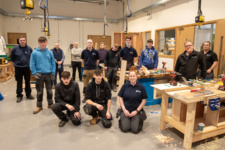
top-left (20, 0), bottom-right (34, 20)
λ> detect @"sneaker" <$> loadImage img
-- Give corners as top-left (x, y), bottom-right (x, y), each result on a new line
top-left (113, 87), bottom-right (117, 92)
top-left (59, 119), bottom-right (68, 127)
top-left (26, 95), bottom-right (35, 100)
top-left (16, 97), bottom-right (22, 103)
top-left (48, 104), bottom-right (53, 108)
top-left (33, 107), bottom-right (43, 114)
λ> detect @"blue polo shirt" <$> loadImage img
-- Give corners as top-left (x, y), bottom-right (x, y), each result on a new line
top-left (81, 48), bottom-right (99, 70)
top-left (118, 82), bottom-right (148, 113)
top-left (120, 46), bottom-right (138, 62)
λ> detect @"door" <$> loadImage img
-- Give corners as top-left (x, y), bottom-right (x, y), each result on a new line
top-left (174, 26), bottom-right (195, 68)
top-left (214, 19), bottom-right (225, 76)
top-left (88, 35), bottom-right (111, 50)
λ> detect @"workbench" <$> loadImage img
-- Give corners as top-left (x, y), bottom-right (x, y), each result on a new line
top-left (0, 63), bottom-right (12, 81)
top-left (157, 84), bottom-right (225, 150)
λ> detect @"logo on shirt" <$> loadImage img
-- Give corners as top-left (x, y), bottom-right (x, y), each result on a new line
top-left (92, 53), bottom-right (96, 55)
top-left (130, 51), bottom-right (133, 54)
top-left (136, 90), bottom-right (141, 93)
top-left (191, 56), bottom-right (197, 59)
top-left (207, 54), bottom-right (211, 57)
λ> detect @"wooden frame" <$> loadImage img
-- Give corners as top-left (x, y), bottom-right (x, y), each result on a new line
top-left (155, 27), bottom-right (176, 59)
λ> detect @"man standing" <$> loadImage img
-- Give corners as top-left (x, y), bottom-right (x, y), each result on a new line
top-left (51, 42), bottom-right (65, 87)
top-left (139, 39), bottom-right (158, 70)
top-left (175, 40), bottom-right (206, 80)
top-left (98, 42), bottom-right (107, 65)
top-left (71, 42), bottom-right (82, 81)
top-left (52, 71), bottom-right (81, 127)
top-left (120, 36), bottom-right (138, 70)
top-left (11, 36), bottom-right (34, 103)
top-left (30, 36), bottom-right (56, 114)
top-left (201, 41), bottom-right (218, 79)
top-left (81, 39), bottom-right (99, 103)
top-left (83, 69), bottom-right (112, 128)
top-left (104, 44), bottom-right (120, 92)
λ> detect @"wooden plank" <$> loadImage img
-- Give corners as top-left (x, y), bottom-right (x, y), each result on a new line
top-left (165, 116), bottom-right (185, 133)
top-left (160, 93), bottom-right (169, 130)
top-left (116, 60), bottom-right (127, 106)
top-left (183, 102), bottom-right (196, 150)
top-left (172, 98), bottom-right (182, 121)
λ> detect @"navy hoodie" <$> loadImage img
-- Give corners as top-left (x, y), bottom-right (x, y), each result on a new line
top-left (10, 45), bottom-right (33, 67)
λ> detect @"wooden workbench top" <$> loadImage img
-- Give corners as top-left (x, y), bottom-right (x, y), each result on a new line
top-left (166, 85), bottom-right (225, 104)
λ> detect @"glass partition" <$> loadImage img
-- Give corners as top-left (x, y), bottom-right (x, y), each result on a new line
top-left (158, 29), bottom-right (175, 56)
top-left (194, 23), bottom-right (216, 52)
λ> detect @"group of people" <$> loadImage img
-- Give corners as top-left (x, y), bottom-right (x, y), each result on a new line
top-left (10, 36), bottom-right (148, 133)
top-left (10, 34), bottom-right (218, 134)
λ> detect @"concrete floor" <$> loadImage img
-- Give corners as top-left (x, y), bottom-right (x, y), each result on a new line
top-left (1, 66), bottom-right (225, 150)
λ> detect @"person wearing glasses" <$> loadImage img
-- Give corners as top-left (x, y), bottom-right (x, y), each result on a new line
top-left (174, 40), bottom-right (206, 80)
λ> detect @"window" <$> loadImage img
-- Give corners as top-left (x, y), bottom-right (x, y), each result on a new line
top-left (194, 23), bottom-right (216, 52)
top-left (158, 29), bottom-right (175, 56)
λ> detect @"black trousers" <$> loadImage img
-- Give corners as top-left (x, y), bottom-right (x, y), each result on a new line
top-left (35, 74), bottom-right (53, 107)
top-left (52, 103), bottom-right (81, 126)
top-left (83, 104), bottom-right (112, 128)
top-left (107, 67), bottom-right (117, 88)
top-left (55, 63), bottom-right (64, 85)
top-left (71, 61), bottom-right (82, 81)
top-left (15, 67), bottom-right (31, 98)
top-left (126, 62), bottom-right (134, 70)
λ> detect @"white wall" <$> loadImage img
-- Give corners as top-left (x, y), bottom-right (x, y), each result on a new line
top-left (3, 16), bottom-right (120, 65)
top-left (0, 14), bottom-right (5, 37)
top-left (127, 0), bottom-right (225, 69)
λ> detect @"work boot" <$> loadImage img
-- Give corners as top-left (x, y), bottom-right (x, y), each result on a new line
top-left (113, 87), bottom-right (117, 92)
top-left (59, 119), bottom-right (68, 127)
top-left (26, 95), bottom-right (35, 100)
top-left (16, 97), bottom-right (22, 103)
top-left (33, 107), bottom-right (43, 114)
top-left (90, 112), bottom-right (99, 125)
top-left (48, 104), bottom-right (53, 108)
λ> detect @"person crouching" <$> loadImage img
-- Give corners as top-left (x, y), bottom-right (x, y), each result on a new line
top-left (83, 68), bottom-right (112, 128)
top-left (52, 71), bottom-right (81, 127)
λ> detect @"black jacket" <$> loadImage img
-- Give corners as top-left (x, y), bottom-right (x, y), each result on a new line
top-left (55, 80), bottom-right (80, 112)
top-left (175, 50), bottom-right (206, 80)
top-left (85, 78), bottom-right (111, 104)
top-left (104, 48), bottom-right (121, 68)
